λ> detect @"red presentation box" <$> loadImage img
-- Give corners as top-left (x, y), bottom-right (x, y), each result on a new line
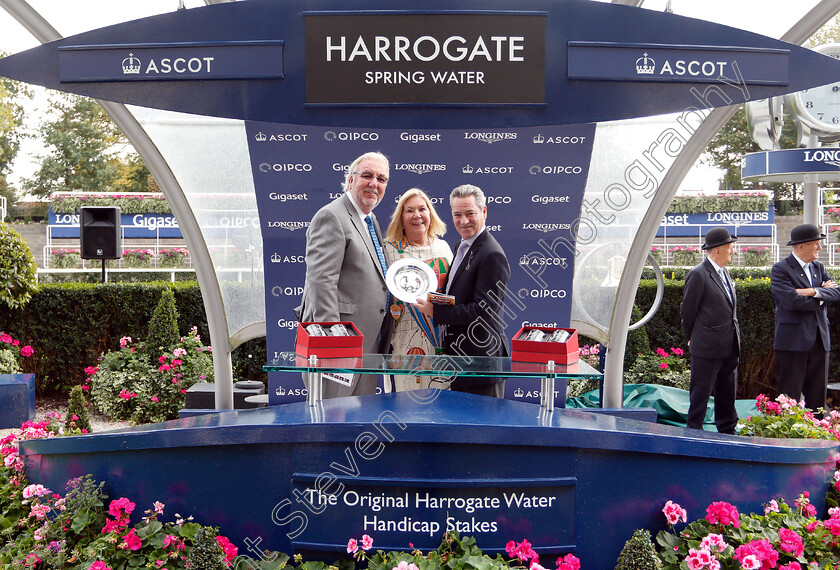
top-left (295, 321), bottom-right (363, 358)
top-left (511, 326), bottom-right (579, 364)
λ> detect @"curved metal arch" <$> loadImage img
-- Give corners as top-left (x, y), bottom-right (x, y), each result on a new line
top-left (600, 0), bottom-right (840, 407)
top-left (0, 0), bottom-right (239, 409)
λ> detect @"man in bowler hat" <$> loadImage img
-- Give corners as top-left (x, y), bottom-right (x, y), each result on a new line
top-left (680, 227), bottom-right (740, 433)
top-left (772, 224), bottom-right (840, 410)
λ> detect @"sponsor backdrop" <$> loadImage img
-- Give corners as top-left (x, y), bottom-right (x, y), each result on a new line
top-left (245, 123), bottom-right (596, 404)
top-left (48, 211), bottom-right (183, 239)
top-left (657, 207), bottom-right (774, 237)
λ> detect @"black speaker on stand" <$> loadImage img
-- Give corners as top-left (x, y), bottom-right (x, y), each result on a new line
top-left (80, 206), bottom-right (121, 283)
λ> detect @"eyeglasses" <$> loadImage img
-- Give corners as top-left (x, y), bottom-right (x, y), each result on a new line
top-left (353, 171), bottom-right (389, 184)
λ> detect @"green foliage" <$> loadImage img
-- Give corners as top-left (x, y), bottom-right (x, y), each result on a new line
top-left (66, 385), bottom-right (92, 433)
top-left (22, 94), bottom-right (122, 198)
top-left (49, 248), bottom-right (81, 269)
top-left (655, 496), bottom-right (840, 570)
top-left (89, 328), bottom-right (213, 424)
top-left (624, 347), bottom-right (690, 391)
top-left (667, 192), bottom-right (769, 214)
top-left (0, 223), bottom-right (37, 309)
top-left (738, 393), bottom-right (840, 440)
top-left (50, 193), bottom-right (171, 214)
top-left (0, 348), bottom-right (19, 374)
top-left (186, 526), bottom-right (229, 570)
top-left (624, 304), bottom-right (650, 371)
top-left (146, 287), bottom-right (180, 358)
top-left (0, 331), bottom-right (33, 375)
top-left (615, 529), bottom-right (662, 570)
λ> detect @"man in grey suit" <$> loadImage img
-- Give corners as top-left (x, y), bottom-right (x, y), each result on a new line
top-left (680, 227), bottom-right (740, 433)
top-left (772, 224), bottom-right (840, 411)
top-left (297, 151), bottom-right (393, 398)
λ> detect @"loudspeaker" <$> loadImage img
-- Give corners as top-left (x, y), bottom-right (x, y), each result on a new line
top-left (80, 206), bottom-right (121, 259)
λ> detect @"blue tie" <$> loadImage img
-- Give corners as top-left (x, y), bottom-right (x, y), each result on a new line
top-left (365, 215), bottom-right (388, 277)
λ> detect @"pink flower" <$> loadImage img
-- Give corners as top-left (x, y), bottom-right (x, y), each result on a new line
top-left (740, 555), bottom-right (760, 570)
top-left (555, 553), bottom-right (580, 570)
top-left (158, 364), bottom-right (171, 372)
top-left (778, 528), bottom-right (804, 557)
top-left (663, 500), bottom-right (687, 525)
top-left (122, 529), bottom-right (142, 550)
top-left (158, 355), bottom-right (168, 364)
top-left (347, 538), bottom-right (358, 554)
top-left (153, 501), bottom-right (165, 514)
top-left (20, 345), bottom-right (33, 357)
top-left (172, 359), bottom-right (183, 366)
top-left (0, 333), bottom-right (12, 344)
top-left (656, 347), bottom-right (668, 357)
top-left (89, 562), bottom-right (112, 570)
top-left (764, 500), bottom-right (779, 514)
top-left (108, 497), bottom-right (136, 518)
top-left (119, 336), bottom-right (132, 349)
top-left (660, 362), bottom-right (669, 369)
top-left (671, 347), bottom-right (684, 356)
top-left (706, 501), bottom-right (740, 527)
top-left (216, 535), bottom-right (238, 562)
top-left (361, 534), bottom-right (373, 550)
top-left (700, 533), bottom-right (728, 553)
top-left (151, 396), bottom-right (159, 402)
top-left (779, 563), bottom-right (802, 570)
top-left (393, 562), bottom-right (420, 570)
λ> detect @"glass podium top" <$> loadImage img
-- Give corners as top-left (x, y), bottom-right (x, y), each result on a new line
top-left (265, 352), bottom-right (601, 379)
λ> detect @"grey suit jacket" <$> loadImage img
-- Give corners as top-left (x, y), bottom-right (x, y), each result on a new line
top-left (298, 192), bottom-right (391, 354)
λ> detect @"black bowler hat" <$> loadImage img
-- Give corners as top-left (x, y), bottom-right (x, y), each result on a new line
top-left (702, 227), bottom-right (737, 250)
top-left (787, 224), bottom-right (825, 246)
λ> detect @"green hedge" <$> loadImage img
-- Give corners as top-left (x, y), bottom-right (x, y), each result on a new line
top-left (635, 277), bottom-right (840, 400)
top-left (0, 282), bottom-right (265, 395)
top-left (3, 279), bottom-right (839, 400)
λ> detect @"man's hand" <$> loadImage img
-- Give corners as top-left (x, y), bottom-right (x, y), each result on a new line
top-left (414, 296), bottom-right (434, 317)
top-left (823, 280), bottom-right (838, 288)
top-left (796, 288), bottom-right (817, 297)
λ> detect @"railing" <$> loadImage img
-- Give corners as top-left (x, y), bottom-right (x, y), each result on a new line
top-left (0, 196), bottom-right (6, 221)
top-left (653, 222), bottom-right (779, 266)
top-left (36, 267), bottom-right (195, 283)
top-left (43, 223), bottom-right (189, 269)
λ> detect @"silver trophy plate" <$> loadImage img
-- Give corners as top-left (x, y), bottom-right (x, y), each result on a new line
top-left (386, 258), bottom-right (438, 304)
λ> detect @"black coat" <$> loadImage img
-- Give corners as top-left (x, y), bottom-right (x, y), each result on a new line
top-left (680, 258), bottom-right (740, 358)
top-left (436, 230), bottom-right (511, 358)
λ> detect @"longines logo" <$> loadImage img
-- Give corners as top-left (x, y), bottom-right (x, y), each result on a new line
top-left (519, 254), bottom-right (568, 268)
top-left (528, 165), bottom-right (584, 175)
top-left (532, 134), bottom-right (588, 144)
top-left (804, 149), bottom-right (840, 168)
top-left (270, 253), bottom-right (305, 264)
top-left (462, 165), bottom-right (514, 174)
top-left (254, 132), bottom-right (308, 142)
top-left (463, 132), bottom-right (517, 144)
top-left (393, 163), bottom-right (446, 175)
top-left (323, 130), bottom-right (380, 142)
top-left (517, 288), bottom-right (567, 299)
top-left (266, 221), bottom-right (310, 231)
top-left (522, 222), bottom-right (571, 232)
top-left (259, 163), bottom-right (313, 173)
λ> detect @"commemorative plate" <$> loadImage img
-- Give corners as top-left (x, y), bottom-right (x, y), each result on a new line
top-left (385, 258), bottom-right (437, 304)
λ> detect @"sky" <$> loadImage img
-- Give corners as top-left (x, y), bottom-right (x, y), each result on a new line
top-left (0, 0), bottom-right (827, 194)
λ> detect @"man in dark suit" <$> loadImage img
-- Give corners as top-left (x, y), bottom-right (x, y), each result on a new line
top-left (680, 227), bottom-right (740, 433)
top-left (772, 224), bottom-right (840, 411)
top-left (296, 151), bottom-right (393, 398)
top-left (416, 184), bottom-right (510, 397)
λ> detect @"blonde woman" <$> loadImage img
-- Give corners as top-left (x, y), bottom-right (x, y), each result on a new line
top-left (383, 188), bottom-right (453, 391)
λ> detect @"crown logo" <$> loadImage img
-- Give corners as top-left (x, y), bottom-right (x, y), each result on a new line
top-left (514, 387), bottom-right (525, 398)
top-left (255, 132), bottom-right (267, 142)
top-left (533, 134), bottom-right (544, 144)
top-left (270, 252), bottom-right (282, 263)
top-left (275, 385), bottom-right (286, 396)
top-left (121, 53), bottom-right (141, 75)
top-left (635, 52), bottom-right (655, 75)
top-left (462, 164), bottom-right (474, 174)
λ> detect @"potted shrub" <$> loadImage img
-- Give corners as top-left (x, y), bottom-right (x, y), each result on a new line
top-left (121, 248), bottom-right (155, 268)
top-left (742, 246), bottom-right (771, 266)
top-left (668, 246), bottom-right (700, 266)
top-left (49, 248), bottom-right (81, 269)
top-left (158, 247), bottom-right (190, 268)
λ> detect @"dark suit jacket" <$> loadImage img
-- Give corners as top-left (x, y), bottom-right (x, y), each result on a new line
top-left (680, 258), bottom-right (740, 359)
top-left (436, 230), bottom-right (511, 358)
top-left (771, 254), bottom-right (840, 352)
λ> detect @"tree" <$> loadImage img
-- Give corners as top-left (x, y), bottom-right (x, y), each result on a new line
top-left (0, 54), bottom-right (32, 217)
top-left (23, 94), bottom-right (123, 198)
